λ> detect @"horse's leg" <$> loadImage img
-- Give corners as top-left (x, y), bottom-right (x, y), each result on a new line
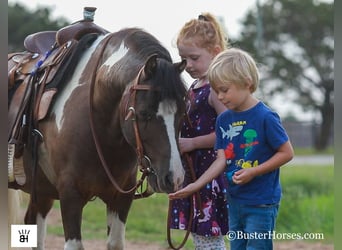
top-left (24, 196), bottom-right (54, 250)
top-left (8, 189), bottom-right (23, 249)
top-left (59, 189), bottom-right (87, 250)
top-left (106, 194), bottom-right (133, 250)
top-left (8, 189), bottom-right (22, 224)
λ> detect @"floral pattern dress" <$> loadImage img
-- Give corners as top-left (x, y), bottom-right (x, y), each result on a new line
top-left (169, 81), bottom-right (229, 237)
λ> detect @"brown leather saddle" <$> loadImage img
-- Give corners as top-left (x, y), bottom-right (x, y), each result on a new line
top-left (8, 7), bottom-right (108, 157)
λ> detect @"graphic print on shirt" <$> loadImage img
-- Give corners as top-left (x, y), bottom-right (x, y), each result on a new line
top-left (241, 129), bottom-right (259, 156)
top-left (221, 122), bottom-right (259, 168)
top-left (220, 125), bottom-right (242, 140)
top-left (224, 142), bottom-right (235, 165)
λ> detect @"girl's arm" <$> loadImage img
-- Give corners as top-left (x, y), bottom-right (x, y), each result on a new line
top-left (178, 133), bottom-right (216, 154)
top-left (179, 88), bottom-right (226, 154)
top-left (208, 87), bottom-right (227, 114)
top-left (169, 149), bottom-right (226, 199)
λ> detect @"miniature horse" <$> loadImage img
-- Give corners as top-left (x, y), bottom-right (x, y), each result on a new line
top-left (8, 27), bottom-right (187, 250)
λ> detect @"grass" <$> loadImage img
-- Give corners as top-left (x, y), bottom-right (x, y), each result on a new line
top-left (277, 165), bottom-right (334, 242)
top-left (47, 193), bottom-right (196, 249)
top-left (294, 146), bottom-right (334, 155)
top-left (44, 162), bottom-right (333, 248)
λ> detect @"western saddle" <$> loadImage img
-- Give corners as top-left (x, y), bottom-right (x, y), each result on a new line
top-left (8, 7), bottom-right (108, 185)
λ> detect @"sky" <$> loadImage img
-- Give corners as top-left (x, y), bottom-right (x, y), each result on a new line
top-left (9, 0), bottom-right (256, 61)
top-left (8, 0), bottom-right (326, 121)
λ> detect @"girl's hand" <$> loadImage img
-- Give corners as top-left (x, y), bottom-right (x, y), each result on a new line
top-left (178, 138), bottom-right (194, 154)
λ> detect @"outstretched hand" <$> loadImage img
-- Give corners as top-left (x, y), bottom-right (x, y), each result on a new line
top-left (168, 183), bottom-right (197, 200)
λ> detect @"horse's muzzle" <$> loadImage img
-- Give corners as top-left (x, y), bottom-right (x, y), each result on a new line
top-left (148, 170), bottom-right (184, 194)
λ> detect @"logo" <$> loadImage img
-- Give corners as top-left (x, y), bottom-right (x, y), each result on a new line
top-left (11, 224), bottom-right (37, 247)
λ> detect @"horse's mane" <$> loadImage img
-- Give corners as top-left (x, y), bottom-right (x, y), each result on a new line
top-left (123, 28), bottom-right (188, 111)
top-left (123, 28), bottom-right (172, 61)
top-left (150, 58), bottom-right (187, 109)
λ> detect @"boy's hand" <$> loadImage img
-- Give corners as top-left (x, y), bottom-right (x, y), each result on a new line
top-left (232, 168), bottom-right (257, 185)
top-left (168, 183), bottom-right (197, 200)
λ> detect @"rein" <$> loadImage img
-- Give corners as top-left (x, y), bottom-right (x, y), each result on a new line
top-left (88, 34), bottom-right (154, 197)
top-left (167, 153), bottom-right (204, 250)
top-left (166, 108), bottom-right (204, 249)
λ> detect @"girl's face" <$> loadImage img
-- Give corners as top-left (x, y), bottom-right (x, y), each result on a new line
top-left (214, 82), bottom-right (252, 112)
top-left (178, 41), bottom-right (215, 80)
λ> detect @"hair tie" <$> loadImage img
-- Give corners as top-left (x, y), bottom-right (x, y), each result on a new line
top-left (198, 15), bottom-right (208, 21)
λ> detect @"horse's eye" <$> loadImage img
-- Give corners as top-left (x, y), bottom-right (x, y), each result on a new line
top-left (139, 111), bottom-right (153, 121)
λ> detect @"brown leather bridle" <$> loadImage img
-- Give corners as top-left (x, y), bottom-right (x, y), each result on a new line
top-left (88, 33), bottom-right (156, 197)
top-left (120, 65), bottom-right (158, 198)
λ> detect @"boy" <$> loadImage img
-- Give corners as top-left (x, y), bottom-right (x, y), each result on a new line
top-left (169, 48), bottom-right (294, 249)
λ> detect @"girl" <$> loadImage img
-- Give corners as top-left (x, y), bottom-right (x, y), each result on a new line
top-left (169, 12), bottom-right (229, 250)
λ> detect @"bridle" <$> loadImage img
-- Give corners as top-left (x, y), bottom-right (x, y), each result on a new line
top-left (88, 33), bottom-right (157, 197)
top-left (119, 65), bottom-right (158, 197)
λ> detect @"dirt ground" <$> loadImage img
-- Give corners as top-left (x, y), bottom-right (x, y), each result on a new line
top-left (15, 206), bottom-right (334, 250)
top-left (42, 234), bottom-right (334, 250)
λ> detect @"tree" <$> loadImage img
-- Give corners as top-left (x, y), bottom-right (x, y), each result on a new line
top-left (8, 3), bottom-right (70, 52)
top-left (235, 0), bottom-right (333, 151)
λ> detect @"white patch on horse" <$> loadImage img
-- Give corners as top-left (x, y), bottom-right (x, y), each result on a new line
top-left (157, 101), bottom-right (185, 190)
top-left (103, 42), bottom-right (128, 71)
top-left (107, 211), bottom-right (125, 250)
top-left (52, 35), bottom-right (106, 131)
top-left (64, 239), bottom-right (84, 250)
top-left (36, 213), bottom-right (46, 250)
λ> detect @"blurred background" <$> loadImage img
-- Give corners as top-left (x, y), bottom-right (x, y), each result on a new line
top-left (8, 0), bottom-right (334, 152)
top-left (7, 1), bottom-right (334, 249)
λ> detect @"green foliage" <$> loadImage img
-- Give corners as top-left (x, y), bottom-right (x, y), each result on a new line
top-left (8, 2), bottom-right (70, 52)
top-left (235, 0), bottom-right (333, 150)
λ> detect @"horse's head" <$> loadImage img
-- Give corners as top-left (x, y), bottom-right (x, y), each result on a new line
top-left (120, 55), bottom-right (187, 193)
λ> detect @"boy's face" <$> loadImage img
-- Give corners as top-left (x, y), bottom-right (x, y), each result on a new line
top-left (178, 41), bottom-right (215, 80)
top-left (214, 82), bottom-right (252, 112)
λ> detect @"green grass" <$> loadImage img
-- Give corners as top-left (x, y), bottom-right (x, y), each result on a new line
top-left (47, 193), bottom-right (196, 249)
top-left (294, 147), bottom-right (334, 155)
top-left (45, 163), bottom-right (334, 248)
top-left (277, 165), bottom-right (334, 242)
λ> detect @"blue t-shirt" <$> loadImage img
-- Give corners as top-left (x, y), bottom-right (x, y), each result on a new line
top-left (215, 101), bottom-right (289, 205)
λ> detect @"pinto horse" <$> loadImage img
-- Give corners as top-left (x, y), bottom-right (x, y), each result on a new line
top-left (8, 27), bottom-right (187, 249)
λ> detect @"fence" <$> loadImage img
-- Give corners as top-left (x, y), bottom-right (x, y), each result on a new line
top-left (282, 121), bottom-right (333, 148)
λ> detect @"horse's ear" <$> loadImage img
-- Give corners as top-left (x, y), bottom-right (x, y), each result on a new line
top-left (174, 59), bottom-right (187, 73)
top-left (144, 54), bottom-right (158, 78)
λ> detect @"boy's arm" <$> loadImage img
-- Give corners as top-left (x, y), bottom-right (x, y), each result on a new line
top-left (232, 141), bottom-right (294, 185)
top-left (168, 149), bottom-right (226, 200)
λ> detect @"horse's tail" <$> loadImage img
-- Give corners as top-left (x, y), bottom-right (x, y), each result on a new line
top-left (8, 189), bottom-right (24, 248)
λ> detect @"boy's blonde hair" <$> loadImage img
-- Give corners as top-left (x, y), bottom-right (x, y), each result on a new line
top-left (176, 12), bottom-right (228, 52)
top-left (208, 48), bottom-right (259, 93)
